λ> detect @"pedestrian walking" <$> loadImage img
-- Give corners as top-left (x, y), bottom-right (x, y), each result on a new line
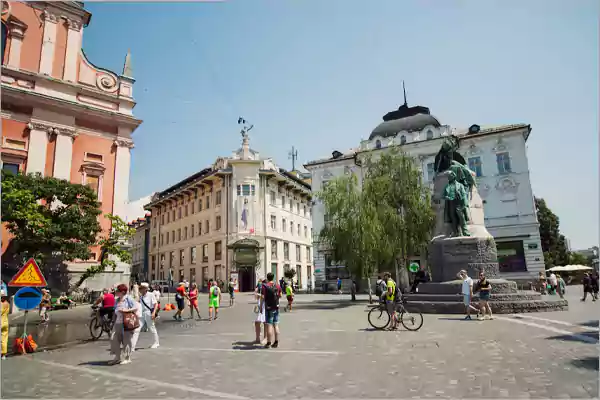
top-left (138, 283), bottom-right (159, 349)
top-left (1, 290), bottom-right (9, 360)
top-left (253, 279), bottom-right (267, 344)
top-left (337, 277), bottom-right (342, 294)
top-left (208, 281), bottom-right (221, 321)
top-left (538, 272), bottom-right (547, 294)
top-left (556, 274), bottom-right (566, 299)
top-left (39, 289), bottom-right (51, 324)
top-left (590, 273), bottom-right (599, 301)
top-left (228, 278), bottom-right (236, 307)
top-left (152, 286), bottom-right (161, 319)
top-left (173, 283), bottom-right (187, 321)
top-left (548, 272), bottom-right (558, 295)
top-left (110, 284), bottom-right (138, 365)
top-left (351, 280), bottom-right (357, 301)
top-left (459, 270), bottom-right (478, 320)
top-left (260, 272), bottom-right (282, 348)
top-left (581, 273), bottom-right (594, 302)
top-left (188, 283), bottom-right (201, 320)
top-left (285, 281), bottom-right (294, 311)
top-left (476, 271), bottom-right (493, 320)
top-left (130, 291), bottom-right (143, 352)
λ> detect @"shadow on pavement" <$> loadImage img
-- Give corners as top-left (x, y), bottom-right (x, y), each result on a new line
top-left (546, 331), bottom-right (599, 344)
top-left (78, 360), bottom-right (113, 367)
top-left (232, 341), bottom-right (263, 350)
top-left (437, 317), bottom-right (471, 321)
top-left (571, 357), bottom-right (599, 371)
top-left (580, 320), bottom-right (599, 328)
top-left (292, 301), bottom-right (362, 311)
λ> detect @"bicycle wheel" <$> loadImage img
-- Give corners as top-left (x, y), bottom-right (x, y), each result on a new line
top-left (89, 317), bottom-right (103, 340)
top-left (399, 309), bottom-right (424, 331)
top-left (368, 306), bottom-right (390, 330)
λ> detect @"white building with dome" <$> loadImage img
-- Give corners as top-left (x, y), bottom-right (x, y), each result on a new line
top-left (305, 100), bottom-right (545, 287)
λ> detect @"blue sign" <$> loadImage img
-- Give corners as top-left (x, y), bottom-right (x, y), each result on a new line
top-left (14, 287), bottom-right (42, 311)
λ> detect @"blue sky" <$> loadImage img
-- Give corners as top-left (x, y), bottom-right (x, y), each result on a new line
top-left (82, 0), bottom-right (598, 249)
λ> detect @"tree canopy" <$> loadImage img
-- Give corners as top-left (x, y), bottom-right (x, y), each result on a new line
top-left (1, 171), bottom-right (102, 265)
top-left (317, 148), bottom-right (435, 290)
top-left (535, 197), bottom-right (569, 268)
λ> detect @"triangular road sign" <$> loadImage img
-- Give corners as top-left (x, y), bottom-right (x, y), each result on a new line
top-left (8, 258), bottom-right (48, 287)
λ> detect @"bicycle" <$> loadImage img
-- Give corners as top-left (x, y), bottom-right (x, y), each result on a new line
top-left (89, 305), bottom-right (115, 340)
top-left (367, 296), bottom-right (424, 331)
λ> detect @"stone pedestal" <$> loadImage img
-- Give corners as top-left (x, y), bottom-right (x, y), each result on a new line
top-left (428, 170), bottom-right (499, 282)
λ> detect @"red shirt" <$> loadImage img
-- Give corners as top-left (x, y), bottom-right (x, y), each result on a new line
top-left (102, 293), bottom-right (115, 308)
top-left (176, 286), bottom-right (186, 296)
top-left (261, 282), bottom-right (282, 298)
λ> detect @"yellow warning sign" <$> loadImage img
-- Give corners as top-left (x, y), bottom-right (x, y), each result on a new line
top-left (8, 258), bottom-right (47, 287)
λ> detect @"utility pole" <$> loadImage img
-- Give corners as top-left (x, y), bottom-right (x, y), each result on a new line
top-left (288, 146), bottom-right (298, 171)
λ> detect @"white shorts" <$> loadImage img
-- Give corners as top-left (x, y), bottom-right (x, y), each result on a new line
top-left (463, 295), bottom-right (471, 306)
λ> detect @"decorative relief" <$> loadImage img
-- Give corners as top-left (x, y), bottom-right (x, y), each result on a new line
top-left (27, 121), bottom-right (54, 133)
top-left (466, 143), bottom-right (482, 156)
top-left (41, 10), bottom-right (58, 23)
top-left (495, 177), bottom-right (519, 194)
top-left (9, 24), bottom-right (25, 39)
top-left (16, 79), bottom-right (34, 89)
top-left (492, 138), bottom-right (508, 153)
top-left (1, 76), bottom-right (15, 84)
top-left (1, 1), bottom-right (11, 16)
top-left (65, 18), bottom-right (82, 31)
top-left (322, 170), bottom-right (333, 180)
top-left (96, 73), bottom-right (119, 93)
top-left (114, 139), bottom-right (134, 149)
top-left (478, 183), bottom-right (491, 199)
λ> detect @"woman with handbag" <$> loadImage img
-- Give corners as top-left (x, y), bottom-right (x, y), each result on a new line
top-left (110, 284), bottom-right (139, 365)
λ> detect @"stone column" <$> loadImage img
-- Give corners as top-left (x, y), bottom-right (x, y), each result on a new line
top-left (7, 22), bottom-right (25, 69)
top-left (63, 19), bottom-right (82, 82)
top-left (39, 11), bottom-right (58, 75)
top-left (52, 128), bottom-right (78, 180)
top-left (25, 121), bottom-right (51, 175)
top-left (112, 138), bottom-right (134, 220)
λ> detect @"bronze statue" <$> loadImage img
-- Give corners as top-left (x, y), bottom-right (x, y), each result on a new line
top-left (443, 170), bottom-right (470, 237)
top-left (433, 136), bottom-right (477, 237)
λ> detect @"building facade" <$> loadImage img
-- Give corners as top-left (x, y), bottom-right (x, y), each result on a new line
top-left (128, 214), bottom-right (151, 283)
top-left (1, 1), bottom-right (142, 287)
top-left (305, 101), bottom-right (545, 285)
top-left (145, 134), bottom-right (313, 292)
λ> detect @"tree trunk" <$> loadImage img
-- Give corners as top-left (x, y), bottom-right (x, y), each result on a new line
top-left (367, 276), bottom-right (373, 304)
top-left (397, 257), bottom-right (410, 293)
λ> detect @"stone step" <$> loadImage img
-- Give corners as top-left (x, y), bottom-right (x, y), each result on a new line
top-left (405, 292), bottom-right (543, 302)
top-left (404, 298), bottom-right (569, 314)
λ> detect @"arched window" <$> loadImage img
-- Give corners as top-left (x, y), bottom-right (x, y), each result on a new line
top-left (1, 23), bottom-right (7, 65)
top-left (400, 135), bottom-right (407, 145)
top-left (375, 139), bottom-right (382, 149)
top-left (426, 130), bottom-right (434, 140)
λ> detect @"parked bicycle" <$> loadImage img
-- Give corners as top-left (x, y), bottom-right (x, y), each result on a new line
top-left (89, 305), bottom-right (114, 340)
top-left (367, 296), bottom-right (424, 331)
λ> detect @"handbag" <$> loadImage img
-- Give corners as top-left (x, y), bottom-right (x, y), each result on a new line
top-left (122, 297), bottom-right (140, 331)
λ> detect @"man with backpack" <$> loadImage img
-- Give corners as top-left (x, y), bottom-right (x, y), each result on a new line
top-left (208, 281), bottom-right (221, 321)
top-left (260, 272), bottom-right (282, 348)
top-left (383, 272), bottom-right (399, 330)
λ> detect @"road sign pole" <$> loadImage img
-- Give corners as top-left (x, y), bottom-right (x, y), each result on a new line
top-left (21, 310), bottom-right (28, 354)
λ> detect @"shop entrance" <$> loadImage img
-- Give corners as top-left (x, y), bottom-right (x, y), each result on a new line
top-left (238, 267), bottom-right (256, 292)
top-left (228, 238), bottom-right (263, 292)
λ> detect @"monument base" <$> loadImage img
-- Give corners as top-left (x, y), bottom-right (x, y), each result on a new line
top-left (405, 279), bottom-right (568, 314)
top-left (429, 236), bottom-right (499, 282)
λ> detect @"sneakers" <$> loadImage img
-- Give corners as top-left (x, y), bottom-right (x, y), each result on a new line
top-left (272, 341), bottom-right (279, 348)
top-left (150, 343), bottom-right (159, 349)
top-left (464, 315), bottom-right (472, 321)
top-left (264, 342), bottom-right (272, 349)
top-left (120, 358), bottom-right (131, 365)
top-left (108, 358), bottom-right (120, 365)
top-left (1, 355), bottom-right (6, 360)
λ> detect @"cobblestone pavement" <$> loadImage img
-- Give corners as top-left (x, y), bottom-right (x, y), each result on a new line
top-left (1, 292), bottom-right (598, 399)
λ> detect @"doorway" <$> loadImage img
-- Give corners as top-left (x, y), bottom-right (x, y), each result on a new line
top-left (238, 267), bottom-right (255, 292)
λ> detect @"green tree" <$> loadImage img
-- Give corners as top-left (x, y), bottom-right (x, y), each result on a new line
top-left (317, 149), bottom-right (435, 295)
top-left (317, 174), bottom-right (386, 300)
top-left (1, 171), bottom-right (102, 266)
top-left (72, 214), bottom-right (136, 288)
top-left (362, 148), bottom-right (435, 290)
top-left (569, 252), bottom-right (590, 266)
top-left (535, 197), bottom-right (569, 268)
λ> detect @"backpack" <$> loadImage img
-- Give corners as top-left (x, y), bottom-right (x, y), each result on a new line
top-left (212, 286), bottom-right (220, 298)
top-left (394, 285), bottom-right (402, 302)
top-left (264, 283), bottom-right (279, 311)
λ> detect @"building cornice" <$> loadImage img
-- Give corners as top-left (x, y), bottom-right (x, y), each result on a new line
top-left (1, 84), bottom-right (142, 130)
top-left (1, 66), bottom-right (137, 107)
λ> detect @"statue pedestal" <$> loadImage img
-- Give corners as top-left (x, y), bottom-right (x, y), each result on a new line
top-left (428, 170), bottom-right (499, 282)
